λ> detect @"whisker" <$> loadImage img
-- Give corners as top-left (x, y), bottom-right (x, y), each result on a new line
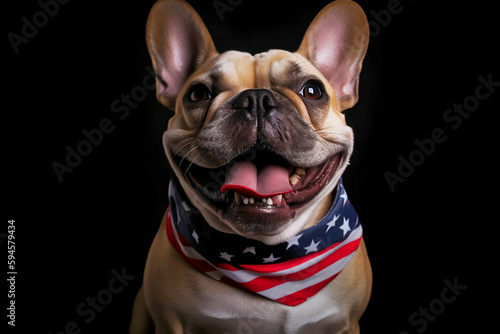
top-left (184, 153), bottom-right (201, 177)
top-left (173, 141), bottom-right (195, 157)
top-left (179, 145), bottom-right (200, 169)
top-left (314, 127), bottom-right (343, 137)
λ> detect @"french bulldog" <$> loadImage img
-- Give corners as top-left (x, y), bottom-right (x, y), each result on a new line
top-left (130, 0), bottom-right (372, 333)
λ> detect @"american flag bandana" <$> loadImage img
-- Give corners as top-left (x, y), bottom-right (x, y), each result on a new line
top-left (166, 178), bottom-right (362, 306)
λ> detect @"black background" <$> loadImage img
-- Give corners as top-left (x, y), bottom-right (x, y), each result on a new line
top-left (4, 0), bottom-right (498, 333)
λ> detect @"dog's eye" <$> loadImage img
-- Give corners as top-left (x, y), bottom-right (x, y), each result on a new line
top-left (299, 83), bottom-right (322, 100)
top-left (188, 84), bottom-right (212, 102)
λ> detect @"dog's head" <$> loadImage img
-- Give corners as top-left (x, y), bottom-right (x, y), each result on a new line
top-left (146, 0), bottom-right (369, 244)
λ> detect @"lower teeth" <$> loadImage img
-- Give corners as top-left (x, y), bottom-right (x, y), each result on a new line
top-left (235, 193), bottom-right (283, 206)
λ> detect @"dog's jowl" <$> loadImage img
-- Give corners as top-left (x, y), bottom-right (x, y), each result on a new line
top-left (130, 1), bottom-right (372, 333)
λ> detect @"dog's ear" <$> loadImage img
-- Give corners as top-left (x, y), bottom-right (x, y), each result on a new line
top-left (146, 0), bottom-right (217, 109)
top-left (297, 0), bottom-right (369, 112)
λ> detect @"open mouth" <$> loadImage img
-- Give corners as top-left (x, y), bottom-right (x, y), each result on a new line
top-left (175, 146), bottom-right (341, 217)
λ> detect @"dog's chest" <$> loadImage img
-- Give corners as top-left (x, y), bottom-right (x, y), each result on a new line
top-left (186, 282), bottom-right (349, 334)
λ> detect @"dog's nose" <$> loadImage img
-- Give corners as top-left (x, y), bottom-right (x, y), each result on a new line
top-left (232, 89), bottom-right (277, 116)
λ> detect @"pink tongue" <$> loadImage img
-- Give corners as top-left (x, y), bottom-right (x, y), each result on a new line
top-left (220, 161), bottom-right (293, 198)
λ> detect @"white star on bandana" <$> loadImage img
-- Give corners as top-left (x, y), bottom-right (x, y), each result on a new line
top-left (263, 253), bottom-right (281, 263)
top-left (304, 240), bottom-right (321, 255)
top-left (220, 252), bottom-right (234, 262)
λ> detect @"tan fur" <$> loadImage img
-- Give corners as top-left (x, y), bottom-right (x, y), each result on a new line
top-left (131, 1), bottom-right (372, 333)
